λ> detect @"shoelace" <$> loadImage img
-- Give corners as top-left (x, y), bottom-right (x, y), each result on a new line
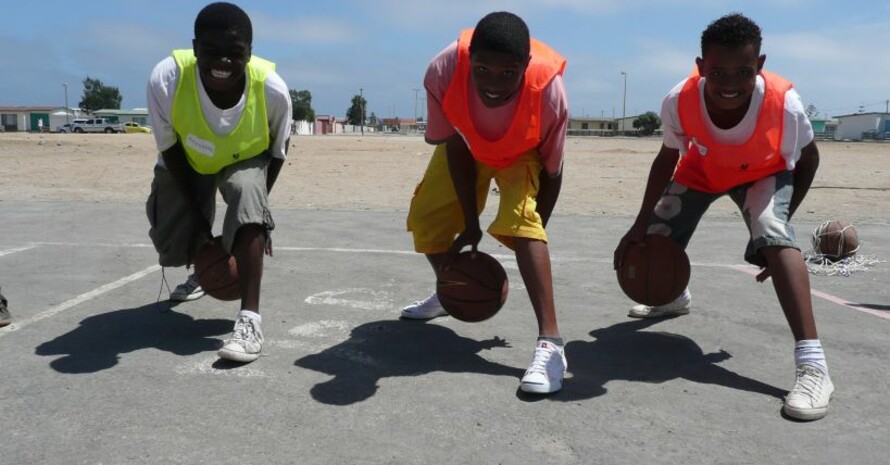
top-left (231, 318), bottom-right (256, 342)
top-left (527, 346), bottom-right (556, 374)
top-left (184, 275), bottom-right (201, 290)
top-left (790, 366), bottom-right (824, 400)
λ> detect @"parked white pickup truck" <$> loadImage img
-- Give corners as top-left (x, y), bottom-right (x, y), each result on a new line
top-left (71, 117), bottom-right (124, 134)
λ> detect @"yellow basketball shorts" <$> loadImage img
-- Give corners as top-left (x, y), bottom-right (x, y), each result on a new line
top-left (407, 144), bottom-right (547, 253)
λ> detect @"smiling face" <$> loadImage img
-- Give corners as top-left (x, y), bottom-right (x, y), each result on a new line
top-left (469, 49), bottom-right (530, 108)
top-left (696, 43), bottom-right (765, 123)
top-left (192, 28), bottom-right (251, 98)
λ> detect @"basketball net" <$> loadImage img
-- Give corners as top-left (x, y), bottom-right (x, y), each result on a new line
top-left (804, 221), bottom-right (881, 277)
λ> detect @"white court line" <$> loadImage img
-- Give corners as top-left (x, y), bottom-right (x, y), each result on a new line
top-left (0, 265), bottom-right (161, 338)
top-left (728, 264), bottom-right (890, 321)
top-left (0, 245), bottom-right (37, 257)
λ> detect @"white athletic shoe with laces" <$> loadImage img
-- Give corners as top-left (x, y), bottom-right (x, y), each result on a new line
top-left (520, 340), bottom-right (567, 394)
top-left (218, 314), bottom-right (264, 363)
top-left (400, 292), bottom-right (448, 320)
top-left (628, 288), bottom-right (692, 318)
top-left (170, 273), bottom-right (205, 302)
top-left (783, 365), bottom-right (834, 421)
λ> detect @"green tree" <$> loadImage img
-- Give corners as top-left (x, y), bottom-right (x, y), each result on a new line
top-left (290, 89), bottom-right (316, 122)
top-left (79, 77), bottom-right (122, 113)
top-left (633, 111), bottom-right (662, 136)
top-left (345, 94), bottom-right (367, 126)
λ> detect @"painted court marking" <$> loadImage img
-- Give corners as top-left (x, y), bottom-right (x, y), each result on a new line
top-left (0, 264), bottom-right (161, 338)
top-left (0, 245), bottom-right (37, 257)
top-left (728, 264), bottom-right (890, 321)
top-left (0, 242), bottom-right (883, 340)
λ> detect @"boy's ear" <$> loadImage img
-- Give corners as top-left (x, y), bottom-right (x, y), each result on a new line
top-left (757, 54), bottom-right (766, 71)
top-left (695, 57), bottom-right (704, 76)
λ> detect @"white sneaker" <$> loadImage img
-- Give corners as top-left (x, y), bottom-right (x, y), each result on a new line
top-left (783, 365), bottom-right (834, 421)
top-left (520, 340), bottom-right (567, 394)
top-left (170, 274), bottom-right (205, 302)
top-left (218, 314), bottom-right (264, 363)
top-left (628, 289), bottom-right (692, 318)
top-left (400, 292), bottom-right (448, 320)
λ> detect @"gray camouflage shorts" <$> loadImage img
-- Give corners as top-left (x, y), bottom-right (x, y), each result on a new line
top-left (646, 170), bottom-right (799, 267)
top-left (145, 154), bottom-right (274, 267)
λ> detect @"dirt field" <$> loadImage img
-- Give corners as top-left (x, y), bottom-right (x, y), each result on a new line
top-left (1, 132), bottom-right (887, 223)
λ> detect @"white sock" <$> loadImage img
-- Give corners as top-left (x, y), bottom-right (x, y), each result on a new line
top-left (238, 310), bottom-right (262, 325)
top-left (795, 339), bottom-right (828, 375)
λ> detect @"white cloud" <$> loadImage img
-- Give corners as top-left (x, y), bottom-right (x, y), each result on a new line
top-left (252, 13), bottom-right (364, 46)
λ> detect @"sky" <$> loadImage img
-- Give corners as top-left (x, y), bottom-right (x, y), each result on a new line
top-left (2, 0), bottom-right (889, 120)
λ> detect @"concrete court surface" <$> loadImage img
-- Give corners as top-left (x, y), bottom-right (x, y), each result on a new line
top-left (1, 200), bottom-right (888, 465)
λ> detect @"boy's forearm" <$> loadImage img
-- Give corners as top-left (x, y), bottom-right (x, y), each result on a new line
top-left (445, 138), bottom-right (480, 229)
top-left (537, 170), bottom-right (562, 228)
top-left (633, 146), bottom-right (680, 227)
top-left (161, 143), bottom-right (197, 202)
top-left (789, 142), bottom-right (819, 219)
top-left (267, 157), bottom-right (284, 194)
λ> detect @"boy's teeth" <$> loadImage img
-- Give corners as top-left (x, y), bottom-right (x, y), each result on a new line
top-left (211, 69), bottom-right (232, 79)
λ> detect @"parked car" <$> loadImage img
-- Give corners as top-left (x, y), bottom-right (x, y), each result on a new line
top-left (56, 119), bottom-right (87, 133)
top-left (123, 122), bottom-right (152, 134)
top-left (71, 117), bottom-right (124, 134)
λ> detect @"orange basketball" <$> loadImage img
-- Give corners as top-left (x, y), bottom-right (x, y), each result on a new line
top-left (194, 237), bottom-right (240, 301)
top-left (436, 251), bottom-right (508, 322)
top-left (813, 220), bottom-right (859, 262)
top-left (616, 234), bottom-right (690, 306)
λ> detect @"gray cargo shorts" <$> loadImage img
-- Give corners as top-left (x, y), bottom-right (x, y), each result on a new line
top-left (646, 171), bottom-right (799, 267)
top-left (146, 154), bottom-right (274, 267)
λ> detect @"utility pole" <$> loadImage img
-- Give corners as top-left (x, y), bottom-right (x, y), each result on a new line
top-left (412, 88), bottom-right (420, 122)
top-left (359, 88), bottom-right (364, 135)
top-left (620, 71), bottom-right (627, 135)
top-left (63, 83), bottom-right (69, 125)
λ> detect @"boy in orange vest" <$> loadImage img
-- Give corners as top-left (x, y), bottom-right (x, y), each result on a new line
top-left (614, 13), bottom-right (832, 420)
top-left (403, 12), bottom-right (569, 394)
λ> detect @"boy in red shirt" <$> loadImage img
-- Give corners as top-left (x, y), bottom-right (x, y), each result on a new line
top-left (614, 13), bottom-right (832, 420)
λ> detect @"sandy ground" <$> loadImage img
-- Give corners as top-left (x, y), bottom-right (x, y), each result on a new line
top-left (1, 132), bottom-right (887, 223)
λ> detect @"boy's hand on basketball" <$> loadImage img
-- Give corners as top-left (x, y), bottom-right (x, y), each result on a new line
top-left (443, 226), bottom-right (483, 268)
top-left (614, 224), bottom-right (647, 270)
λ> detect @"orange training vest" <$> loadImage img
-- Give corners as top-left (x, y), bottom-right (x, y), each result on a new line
top-left (441, 29), bottom-right (566, 169)
top-left (674, 69), bottom-right (792, 193)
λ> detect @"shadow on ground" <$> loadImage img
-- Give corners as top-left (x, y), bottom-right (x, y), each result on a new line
top-left (555, 318), bottom-right (787, 402)
top-left (35, 302), bottom-right (232, 373)
top-left (294, 320), bottom-right (524, 405)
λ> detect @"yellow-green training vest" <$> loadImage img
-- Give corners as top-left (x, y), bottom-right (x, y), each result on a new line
top-left (171, 49), bottom-right (274, 174)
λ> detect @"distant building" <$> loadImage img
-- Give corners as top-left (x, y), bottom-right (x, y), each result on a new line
top-left (809, 118), bottom-right (838, 140)
top-left (833, 112), bottom-right (890, 141)
top-left (94, 108), bottom-right (149, 126)
top-left (314, 115), bottom-right (340, 135)
top-left (0, 106), bottom-right (57, 132)
top-left (567, 117), bottom-right (618, 136)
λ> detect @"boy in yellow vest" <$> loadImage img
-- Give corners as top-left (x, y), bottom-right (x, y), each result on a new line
top-left (614, 13), bottom-right (833, 420)
top-left (145, 2), bottom-right (291, 363)
top-left (404, 12), bottom-right (569, 394)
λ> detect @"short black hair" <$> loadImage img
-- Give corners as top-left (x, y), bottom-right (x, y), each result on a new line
top-left (194, 2), bottom-right (253, 44)
top-left (469, 12), bottom-right (530, 60)
top-left (701, 13), bottom-right (762, 56)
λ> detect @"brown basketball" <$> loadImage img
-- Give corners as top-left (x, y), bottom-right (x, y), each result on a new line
top-left (616, 234), bottom-right (690, 306)
top-left (814, 220), bottom-right (859, 262)
top-left (436, 251), bottom-right (508, 322)
top-left (194, 237), bottom-right (240, 301)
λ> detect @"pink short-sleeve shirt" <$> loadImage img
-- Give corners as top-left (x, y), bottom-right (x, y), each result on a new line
top-left (423, 41), bottom-right (568, 177)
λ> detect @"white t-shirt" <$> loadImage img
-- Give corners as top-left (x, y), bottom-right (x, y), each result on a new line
top-left (147, 56), bottom-right (292, 168)
top-left (661, 75), bottom-right (814, 170)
